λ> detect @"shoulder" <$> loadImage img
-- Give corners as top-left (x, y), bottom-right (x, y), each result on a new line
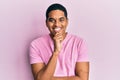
top-left (68, 33), bottom-right (84, 42)
top-left (67, 34), bottom-right (87, 48)
top-left (30, 34), bottom-right (50, 46)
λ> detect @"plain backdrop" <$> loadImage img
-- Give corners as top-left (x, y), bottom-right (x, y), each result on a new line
top-left (0, 0), bottom-right (120, 80)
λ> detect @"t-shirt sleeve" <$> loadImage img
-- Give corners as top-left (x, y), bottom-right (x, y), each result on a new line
top-left (77, 39), bottom-right (89, 62)
top-left (29, 41), bottom-right (43, 64)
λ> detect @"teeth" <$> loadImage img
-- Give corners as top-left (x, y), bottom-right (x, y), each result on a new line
top-left (54, 27), bottom-right (61, 32)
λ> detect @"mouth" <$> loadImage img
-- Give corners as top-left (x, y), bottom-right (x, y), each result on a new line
top-left (54, 27), bottom-right (61, 32)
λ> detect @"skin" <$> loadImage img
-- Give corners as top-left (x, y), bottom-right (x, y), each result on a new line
top-left (46, 10), bottom-right (68, 53)
top-left (31, 10), bottom-right (89, 80)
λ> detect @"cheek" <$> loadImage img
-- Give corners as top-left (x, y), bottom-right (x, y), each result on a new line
top-left (49, 25), bottom-right (54, 30)
top-left (62, 22), bottom-right (68, 28)
top-left (47, 23), bottom-right (54, 28)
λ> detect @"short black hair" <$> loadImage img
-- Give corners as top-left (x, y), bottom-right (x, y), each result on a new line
top-left (46, 3), bottom-right (68, 20)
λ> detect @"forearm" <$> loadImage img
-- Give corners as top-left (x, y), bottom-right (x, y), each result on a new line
top-left (51, 76), bottom-right (81, 80)
top-left (51, 68), bottom-right (89, 80)
top-left (36, 53), bottom-right (58, 80)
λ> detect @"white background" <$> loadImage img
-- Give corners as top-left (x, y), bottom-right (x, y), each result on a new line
top-left (0, 0), bottom-right (120, 80)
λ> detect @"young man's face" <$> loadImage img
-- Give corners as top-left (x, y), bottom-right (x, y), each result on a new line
top-left (46, 10), bottom-right (68, 36)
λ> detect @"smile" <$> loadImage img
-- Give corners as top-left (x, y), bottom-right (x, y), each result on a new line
top-left (54, 27), bottom-right (61, 32)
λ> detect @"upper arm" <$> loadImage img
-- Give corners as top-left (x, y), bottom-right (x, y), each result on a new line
top-left (31, 63), bottom-right (45, 79)
top-left (75, 62), bottom-right (89, 80)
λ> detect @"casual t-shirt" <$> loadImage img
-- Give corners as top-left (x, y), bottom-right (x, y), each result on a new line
top-left (29, 33), bottom-right (89, 76)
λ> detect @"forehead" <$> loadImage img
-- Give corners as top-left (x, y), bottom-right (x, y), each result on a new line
top-left (48, 10), bottom-right (65, 18)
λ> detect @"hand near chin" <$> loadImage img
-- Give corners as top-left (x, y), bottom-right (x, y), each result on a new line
top-left (53, 32), bottom-right (63, 55)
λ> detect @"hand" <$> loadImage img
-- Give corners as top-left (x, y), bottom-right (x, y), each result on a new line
top-left (53, 31), bottom-right (63, 54)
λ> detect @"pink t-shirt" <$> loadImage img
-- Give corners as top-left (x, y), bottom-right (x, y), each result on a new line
top-left (29, 33), bottom-right (89, 76)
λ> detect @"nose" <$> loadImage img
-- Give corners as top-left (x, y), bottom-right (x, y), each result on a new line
top-left (54, 20), bottom-right (60, 27)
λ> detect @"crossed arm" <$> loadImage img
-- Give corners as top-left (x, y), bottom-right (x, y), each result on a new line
top-left (31, 52), bottom-right (89, 80)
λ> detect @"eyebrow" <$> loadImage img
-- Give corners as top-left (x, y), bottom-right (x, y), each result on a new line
top-left (48, 17), bottom-right (65, 20)
top-left (48, 17), bottom-right (54, 20)
top-left (59, 17), bottom-right (65, 19)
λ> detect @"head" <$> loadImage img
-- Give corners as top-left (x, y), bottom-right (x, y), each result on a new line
top-left (46, 3), bottom-right (68, 36)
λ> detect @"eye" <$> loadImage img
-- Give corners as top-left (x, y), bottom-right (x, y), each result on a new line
top-left (48, 18), bottom-right (55, 23)
top-left (59, 17), bottom-right (65, 22)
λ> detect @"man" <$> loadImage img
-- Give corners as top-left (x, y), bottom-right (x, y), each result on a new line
top-left (29, 3), bottom-right (89, 80)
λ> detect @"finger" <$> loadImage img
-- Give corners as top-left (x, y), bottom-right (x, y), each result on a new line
top-left (54, 35), bottom-right (63, 41)
top-left (55, 32), bottom-right (63, 38)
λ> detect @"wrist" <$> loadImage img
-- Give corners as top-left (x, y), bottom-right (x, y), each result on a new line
top-left (53, 51), bottom-right (60, 56)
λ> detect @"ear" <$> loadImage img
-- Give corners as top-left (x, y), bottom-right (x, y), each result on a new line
top-left (46, 20), bottom-right (48, 28)
top-left (66, 18), bottom-right (68, 26)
